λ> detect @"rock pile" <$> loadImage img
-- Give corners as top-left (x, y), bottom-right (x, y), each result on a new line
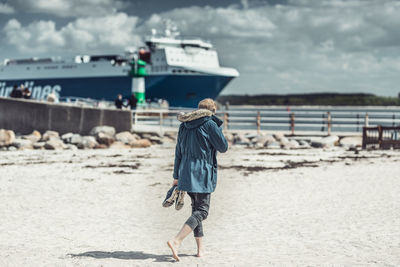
top-left (0, 127), bottom-right (363, 151)
top-left (0, 126), bottom-right (176, 151)
top-left (226, 132), bottom-right (361, 150)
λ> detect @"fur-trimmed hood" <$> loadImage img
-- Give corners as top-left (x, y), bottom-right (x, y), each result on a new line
top-left (177, 109), bottom-right (213, 129)
top-left (177, 109), bottom-right (223, 129)
top-left (177, 109), bottom-right (213, 122)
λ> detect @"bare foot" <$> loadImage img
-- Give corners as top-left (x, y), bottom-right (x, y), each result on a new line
top-left (196, 249), bottom-right (204, 257)
top-left (195, 237), bottom-right (204, 257)
top-left (167, 240), bottom-right (180, 261)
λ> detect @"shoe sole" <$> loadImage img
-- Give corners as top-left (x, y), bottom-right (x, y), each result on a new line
top-left (162, 188), bottom-right (179, 207)
top-left (175, 191), bottom-right (185, 210)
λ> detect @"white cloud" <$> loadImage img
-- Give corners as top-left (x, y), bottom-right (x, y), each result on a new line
top-left (11, 0), bottom-right (125, 17)
top-left (3, 0), bottom-right (400, 96)
top-left (139, 1), bottom-right (400, 96)
top-left (3, 13), bottom-right (142, 54)
top-left (0, 3), bottom-right (15, 14)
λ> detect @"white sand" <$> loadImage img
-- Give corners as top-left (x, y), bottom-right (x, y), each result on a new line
top-left (0, 145), bottom-right (399, 266)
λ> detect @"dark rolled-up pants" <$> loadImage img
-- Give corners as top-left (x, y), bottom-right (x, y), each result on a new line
top-left (184, 192), bottom-right (211, 238)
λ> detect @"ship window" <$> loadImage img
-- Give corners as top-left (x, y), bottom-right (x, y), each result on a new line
top-left (92, 64), bottom-right (96, 68)
top-left (26, 67), bottom-right (30, 70)
top-left (172, 69), bottom-right (176, 73)
top-left (184, 70), bottom-right (188, 73)
top-left (37, 67), bottom-right (41, 70)
top-left (177, 69), bottom-right (182, 73)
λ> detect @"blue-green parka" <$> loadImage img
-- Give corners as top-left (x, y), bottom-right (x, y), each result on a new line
top-left (173, 109), bottom-right (228, 193)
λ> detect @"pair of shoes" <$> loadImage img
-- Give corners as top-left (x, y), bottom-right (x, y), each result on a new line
top-left (175, 190), bottom-right (185, 211)
top-left (162, 185), bottom-right (178, 207)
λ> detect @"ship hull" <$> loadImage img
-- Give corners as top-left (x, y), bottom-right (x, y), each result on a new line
top-left (0, 74), bottom-right (234, 107)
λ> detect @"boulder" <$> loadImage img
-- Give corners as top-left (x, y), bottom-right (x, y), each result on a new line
top-left (89, 126), bottom-right (116, 137)
top-left (284, 139), bottom-right (300, 149)
top-left (42, 130), bottom-right (60, 141)
top-left (44, 139), bottom-right (65, 150)
top-left (252, 134), bottom-right (275, 146)
top-left (66, 144), bottom-right (78, 150)
top-left (8, 146), bottom-right (17, 151)
top-left (164, 131), bottom-right (177, 140)
top-left (254, 142), bottom-right (264, 149)
top-left (12, 138), bottom-right (33, 149)
top-left (78, 136), bottom-right (98, 149)
top-left (31, 130), bottom-right (41, 139)
top-left (245, 133), bottom-right (258, 140)
top-left (33, 142), bottom-right (46, 150)
top-left (234, 133), bottom-right (250, 145)
top-left (96, 132), bottom-right (115, 146)
top-left (109, 141), bottom-right (131, 149)
top-left (266, 141), bottom-right (281, 149)
top-left (273, 133), bottom-right (286, 141)
top-left (140, 131), bottom-right (162, 138)
top-left (94, 144), bottom-right (109, 149)
top-left (70, 134), bottom-right (83, 145)
top-left (340, 136), bottom-right (362, 148)
top-left (278, 136), bottom-right (291, 147)
top-left (141, 133), bottom-right (155, 140)
top-left (131, 139), bottom-right (152, 148)
top-left (23, 130), bottom-right (41, 143)
top-left (161, 136), bottom-right (175, 144)
top-left (61, 132), bottom-right (74, 143)
top-left (311, 135), bottom-right (339, 148)
top-left (224, 132), bottom-right (234, 144)
top-left (298, 140), bottom-right (311, 149)
top-left (149, 136), bottom-right (163, 144)
top-left (115, 131), bottom-right (137, 145)
top-left (132, 134), bottom-right (141, 141)
top-left (263, 134), bottom-right (277, 146)
top-left (0, 129), bottom-right (15, 147)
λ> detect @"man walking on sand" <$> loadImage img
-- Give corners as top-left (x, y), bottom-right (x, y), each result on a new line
top-left (167, 98), bottom-right (228, 261)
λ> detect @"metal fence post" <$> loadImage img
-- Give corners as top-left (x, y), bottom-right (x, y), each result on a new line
top-left (362, 127), bottom-right (367, 149)
top-left (256, 111), bottom-right (261, 134)
top-left (224, 112), bottom-right (229, 132)
top-left (364, 113), bottom-right (369, 127)
top-left (290, 113), bottom-right (295, 135)
top-left (327, 112), bottom-right (331, 135)
top-left (393, 114), bottom-right (396, 127)
top-left (159, 111), bottom-right (163, 135)
top-left (134, 110), bottom-right (138, 131)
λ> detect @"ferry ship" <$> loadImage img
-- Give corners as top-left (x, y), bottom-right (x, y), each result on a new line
top-left (0, 32), bottom-right (239, 108)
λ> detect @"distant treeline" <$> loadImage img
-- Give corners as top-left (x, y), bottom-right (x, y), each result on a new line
top-left (217, 93), bottom-right (400, 106)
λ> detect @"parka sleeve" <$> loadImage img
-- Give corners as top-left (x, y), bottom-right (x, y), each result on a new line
top-left (208, 122), bottom-right (228, 153)
top-left (173, 124), bottom-right (183, 179)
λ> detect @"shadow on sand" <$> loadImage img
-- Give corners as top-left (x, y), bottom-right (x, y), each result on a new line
top-left (68, 250), bottom-right (192, 263)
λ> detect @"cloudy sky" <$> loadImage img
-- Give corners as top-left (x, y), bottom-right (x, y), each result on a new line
top-left (1, 0), bottom-right (400, 96)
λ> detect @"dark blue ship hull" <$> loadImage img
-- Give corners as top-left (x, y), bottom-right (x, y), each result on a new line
top-left (0, 74), bottom-right (234, 108)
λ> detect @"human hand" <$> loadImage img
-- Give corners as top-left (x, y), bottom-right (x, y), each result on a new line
top-left (172, 179), bottom-right (178, 186)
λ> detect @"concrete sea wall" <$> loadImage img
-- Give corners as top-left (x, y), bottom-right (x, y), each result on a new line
top-left (0, 97), bottom-right (132, 135)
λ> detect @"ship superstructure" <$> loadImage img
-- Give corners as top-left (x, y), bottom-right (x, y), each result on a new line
top-left (0, 32), bottom-right (239, 107)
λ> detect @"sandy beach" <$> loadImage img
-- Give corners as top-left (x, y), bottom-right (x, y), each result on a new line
top-left (0, 144), bottom-right (399, 266)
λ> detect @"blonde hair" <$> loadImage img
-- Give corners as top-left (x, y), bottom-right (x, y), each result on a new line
top-left (198, 98), bottom-right (217, 114)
